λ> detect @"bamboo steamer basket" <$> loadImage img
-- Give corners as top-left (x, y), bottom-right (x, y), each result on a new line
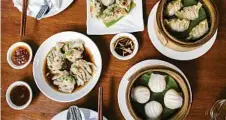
top-left (126, 66), bottom-right (192, 120)
top-left (155, 0), bottom-right (219, 52)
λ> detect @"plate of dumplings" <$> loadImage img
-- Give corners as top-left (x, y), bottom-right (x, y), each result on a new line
top-left (118, 60), bottom-right (192, 120)
top-left (155, 0), bottom-right (219, 52)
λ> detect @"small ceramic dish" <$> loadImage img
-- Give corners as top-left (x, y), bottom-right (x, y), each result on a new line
top-left (7, 42), bottom-right (33, 69)
top-left (6, 81), bottom-right (33, 110)
top-left (110, 33), bottom-right (139, 60)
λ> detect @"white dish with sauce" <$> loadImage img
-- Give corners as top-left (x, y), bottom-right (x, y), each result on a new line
top-left (7, 42), bottom-right (33, 69)
top-left (33, 31), bottom-right (102, 102)
top-left (6, 81), bottom-right (33, 110)
top-left (110, 33), bottom-right (139, 60)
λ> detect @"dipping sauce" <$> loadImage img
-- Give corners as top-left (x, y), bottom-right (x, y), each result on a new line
top-left (114, 37), bottom-right (135, 57)
top-left (10, 85), bottom-right (30, 106)
top-left (11, 46), bottom-right (30, 66)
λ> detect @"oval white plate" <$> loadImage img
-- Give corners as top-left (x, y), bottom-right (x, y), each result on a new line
top-left (12, 0), bottom-right (74, 19)
top-left (148, 2), bottom-right (217, 61)
top-left (118, 59), bottom-right (192, 120)
top-left (33, 31), bottom-right (102, 102)
top-left (51, 108), bottom-right (108, 120)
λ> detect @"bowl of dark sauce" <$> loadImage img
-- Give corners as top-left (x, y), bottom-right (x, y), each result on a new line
top-left (6, 81), bottom-right (32, 110)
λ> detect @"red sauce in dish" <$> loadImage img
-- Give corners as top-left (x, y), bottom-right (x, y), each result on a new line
top-left (11, 46), bottom-right (30, 66)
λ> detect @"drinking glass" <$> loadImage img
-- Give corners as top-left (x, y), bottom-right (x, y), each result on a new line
top-left (210, 99), bottom-right (226, 120)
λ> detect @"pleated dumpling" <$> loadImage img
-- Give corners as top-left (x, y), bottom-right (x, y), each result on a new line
top-left (101, 4), bottom-right (128, 23)
top-left (145, 101), bottom-right (163, 119)
top-left (90, 0), bottom-right (102, 18)
top-left (116, 0), bottom-right (132, 11)
top-left (131, 86), bottom-right (151, 104)
top-left (187, 19), bottom-right (209, 40)
top-left (164, 89), bottom-right (183, 109)
top-left (148, 73), bottom-right (166, 93)
top-left (165, 0), bottom-right (183, 16)
top-left (176, 2), bottom-right (202, 20)
top-left (164, 18), bottom-right (190, 32)
top-left (101, 0), bottom-right (115, 6)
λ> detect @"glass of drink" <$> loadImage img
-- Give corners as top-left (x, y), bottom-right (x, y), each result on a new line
top-left (210, 99), bottom-right (226, 120)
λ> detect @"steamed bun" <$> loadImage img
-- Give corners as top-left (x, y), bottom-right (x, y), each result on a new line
top-left (148, 73), bottom-right (166, 93)
top-left (145, 101), bottom-right (163, 119)
top-left (131, 86), bottom-right (150, 104)
top-left (164, 89), bottom-right (183, 109)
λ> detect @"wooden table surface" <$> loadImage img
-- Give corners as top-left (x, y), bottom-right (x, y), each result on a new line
top-left (1, 0), bottom-right (226, 120)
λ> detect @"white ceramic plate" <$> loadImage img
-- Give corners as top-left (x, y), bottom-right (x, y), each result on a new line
top-left (51, 108), bottom-right (108, 120)
top-left (33, 31), bottom-right (102, 102)
top-left (12, 0), bottom-right (74, 19)
top-left (118, 59), bottom-right (192, 120)
top-left (148, 2), bottom-right (218, 61)
top-left (86, 0), bottom-right (144, 35)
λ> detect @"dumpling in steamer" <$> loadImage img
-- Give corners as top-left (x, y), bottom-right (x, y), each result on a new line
top-left (164, 18), bottom-right (190, 32)
top-left (145, 101), bottom-right (163, 119)
top-left (131, 86), bottom-right (151, 104)
top-left (175, 2), bottom-right (203, 20)
top-left (165, 0), bottom-right (183, 16)
top-left (187, 19), bottom-right (209, 40)
top-left (164, 89), bottom-right (183, 109)
top-left (148, 73), bottom-right (166, 93)
top-left (116, 0), bottom-right (132, 11)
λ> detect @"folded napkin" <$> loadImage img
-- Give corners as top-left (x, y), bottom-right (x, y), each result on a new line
top-left (13, 0), bottom-right (72, 19)
top-left (86, 0), bottom-right (144, 35)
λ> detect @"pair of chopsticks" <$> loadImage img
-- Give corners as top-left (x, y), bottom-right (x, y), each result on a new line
top-left (98, 87), bottom-right (103, 120)
top-left (20, 0), bottom-right (28, 37)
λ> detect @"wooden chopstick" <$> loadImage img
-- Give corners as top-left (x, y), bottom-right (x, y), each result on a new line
top-left (20, 0), bottom-right (28, 37)
top-left (98, 87), bottom-right (103, 120)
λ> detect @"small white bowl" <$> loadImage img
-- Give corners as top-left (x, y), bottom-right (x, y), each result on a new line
top-left (110, 33), bottom-right (139, 60)
top-left (6, 81), bottom-right (33, 110)
top-left (7, 42), bottom-right (33, 69)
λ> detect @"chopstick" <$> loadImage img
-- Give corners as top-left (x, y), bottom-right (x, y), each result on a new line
top-left (20, 0), bottom-right (28, 37)
top-left (98, 87), bottom-right (103, 120)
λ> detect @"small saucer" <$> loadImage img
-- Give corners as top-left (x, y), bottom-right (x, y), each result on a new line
top-left (6, 81), bottom-right (33, 110)
top-left (7, 42), bottom-right (33, 69)
top-left (110, 33), bottom-right (139, 60)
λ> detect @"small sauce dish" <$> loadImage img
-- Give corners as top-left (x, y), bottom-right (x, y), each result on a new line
top-left (7, 42), bottom-right (33, 69)
top-left (6, 81), bottom-right (33, 110)
top-left (110, 33), bottom-right (139, 60)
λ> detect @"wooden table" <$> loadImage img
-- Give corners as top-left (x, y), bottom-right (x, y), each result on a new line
top-left (1, 0), bottom-right (226, 120)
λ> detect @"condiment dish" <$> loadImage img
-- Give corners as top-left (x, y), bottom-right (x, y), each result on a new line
top-left (7, 42), bottom-right (33, 69)
top-left (110, 33), bottom-right (139, 60)
top-left (6, 81), bottom-right (33, 110)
